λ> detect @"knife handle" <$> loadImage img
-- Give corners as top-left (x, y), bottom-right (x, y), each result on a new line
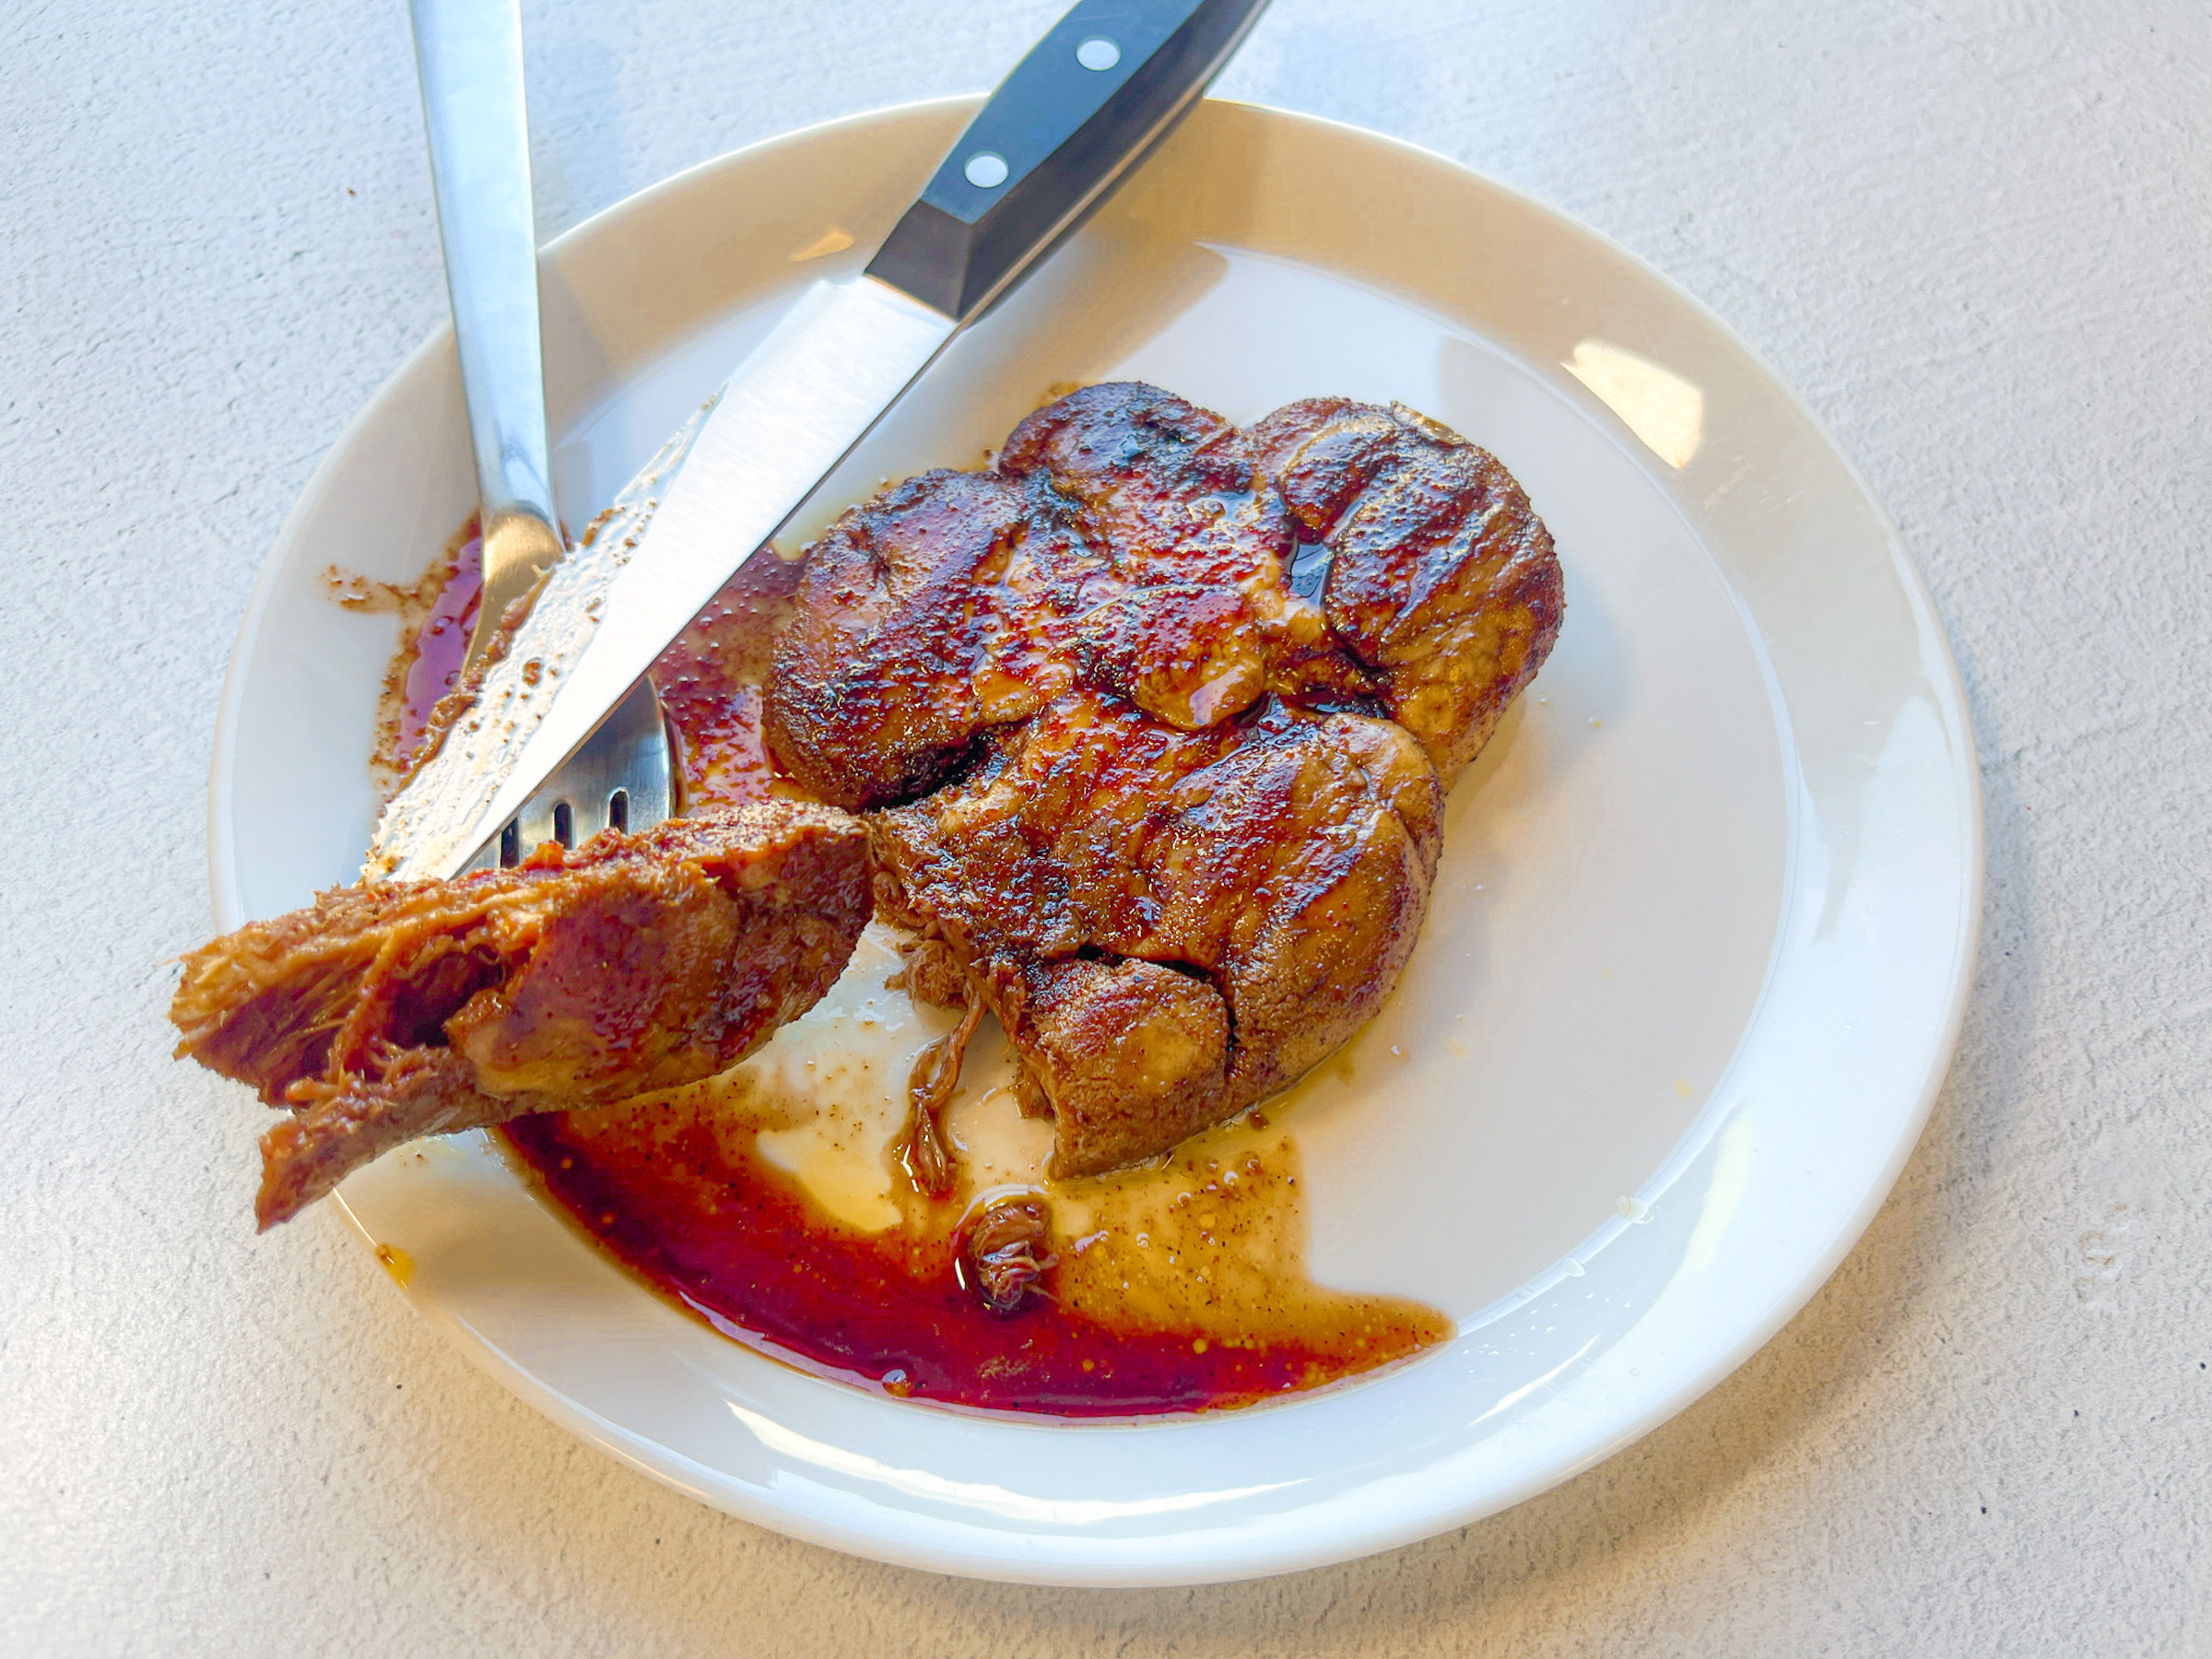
top-left (865, 0), bottom-right (1272, 320)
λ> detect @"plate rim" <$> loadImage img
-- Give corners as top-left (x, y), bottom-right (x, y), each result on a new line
top-left (205, 94), bottom-right (1985, 1584)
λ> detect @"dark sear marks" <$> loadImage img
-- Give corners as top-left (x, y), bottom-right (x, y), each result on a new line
top-left (765, 382), bottom-right (1563, 1187)
top-left (1253, 397), bottom-right (1566, 774)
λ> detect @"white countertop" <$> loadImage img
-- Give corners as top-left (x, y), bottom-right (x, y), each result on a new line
top-left (5, 0), bottom-right (2207, 1652)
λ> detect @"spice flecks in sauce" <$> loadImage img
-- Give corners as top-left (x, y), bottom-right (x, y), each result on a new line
top-left (504, 1040), bottom-right (1446, 1415)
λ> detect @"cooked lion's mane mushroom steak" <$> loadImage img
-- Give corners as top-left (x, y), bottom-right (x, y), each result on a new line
top-left (171, 801), bottom-right (871, 1227)
top-left (765, 382), bottom-right (1563, 1183)
top-left (178, 381), bottom-right (1559, 1229)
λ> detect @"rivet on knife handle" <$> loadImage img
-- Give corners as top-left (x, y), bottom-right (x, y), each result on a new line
top-left (867, 0), bottom-right (1274, 320)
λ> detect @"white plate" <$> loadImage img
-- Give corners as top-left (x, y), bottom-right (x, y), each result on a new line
top-left (208, 98), bottom-right (1981, 1584)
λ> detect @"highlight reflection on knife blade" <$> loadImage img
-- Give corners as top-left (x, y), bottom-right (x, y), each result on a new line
top-left (369, 0), bottom-right (1273, 882)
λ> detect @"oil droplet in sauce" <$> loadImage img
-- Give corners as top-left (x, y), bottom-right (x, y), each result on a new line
top-left (374, 1242), bottom-right (415, 1288)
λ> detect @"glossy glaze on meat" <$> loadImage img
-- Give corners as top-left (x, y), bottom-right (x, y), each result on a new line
top-left (171, 803), bottom-right (870, 1227)
top-left (766, 382), bottom-right (1562, 1181)
top-left (1253, 397), bottom-right (1565, 774)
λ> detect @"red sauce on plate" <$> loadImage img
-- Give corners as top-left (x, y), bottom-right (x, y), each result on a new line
top-left (501, 1109), bottom-right (1439, 1416)
top-left (395, 532), bottom-right (480, 773)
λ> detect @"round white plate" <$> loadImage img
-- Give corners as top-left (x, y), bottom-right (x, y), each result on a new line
top-left (208, 99), bottom-right (1981, 1584)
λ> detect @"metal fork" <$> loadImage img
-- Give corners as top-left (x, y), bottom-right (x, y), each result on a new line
top-left (409, 0), bottom-right (675, 873)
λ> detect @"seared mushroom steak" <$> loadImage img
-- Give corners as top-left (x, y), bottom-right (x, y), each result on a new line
top-left (767, 382), bottom-right (1562, 1179)
top-left (172, 802), bottom-right (870, 1226)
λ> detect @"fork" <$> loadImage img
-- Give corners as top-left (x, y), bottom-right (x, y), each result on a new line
top-left (408, 0), bottom-right (675, 871)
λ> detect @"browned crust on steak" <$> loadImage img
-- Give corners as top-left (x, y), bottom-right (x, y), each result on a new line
top-left (1253, 398), bottom-right (1565, 776)
top-left (765, 381), bottom-right (1564, 1179)
top-left (171, 802), bottom-right (871, 1227)
top-left (762, 469), bottom-right (1042, 808)
top-left (868, 693), bottom-right (1442, 1177)
top-left (1001, 958), bottom-right (1231, 1180)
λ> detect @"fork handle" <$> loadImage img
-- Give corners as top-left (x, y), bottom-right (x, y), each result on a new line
top-left (409, 0), bottom-right (562, 659)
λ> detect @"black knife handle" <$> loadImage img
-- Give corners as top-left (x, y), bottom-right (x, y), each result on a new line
top-left (865, 0), bottom-right (1272, 320)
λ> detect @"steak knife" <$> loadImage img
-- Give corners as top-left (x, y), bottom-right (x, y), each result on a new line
top-left (371, 0), bottom-right (1273, 880)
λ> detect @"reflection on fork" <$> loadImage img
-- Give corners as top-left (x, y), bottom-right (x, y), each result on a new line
top-left (461, 677), bottom-right (677, 873)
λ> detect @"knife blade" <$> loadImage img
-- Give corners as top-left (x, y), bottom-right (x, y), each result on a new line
top-left (370, 0), bottom-right (1273, 882)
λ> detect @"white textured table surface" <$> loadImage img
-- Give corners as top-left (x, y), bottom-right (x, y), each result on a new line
top-left (6, 1), bottom-right (2208, 1652)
